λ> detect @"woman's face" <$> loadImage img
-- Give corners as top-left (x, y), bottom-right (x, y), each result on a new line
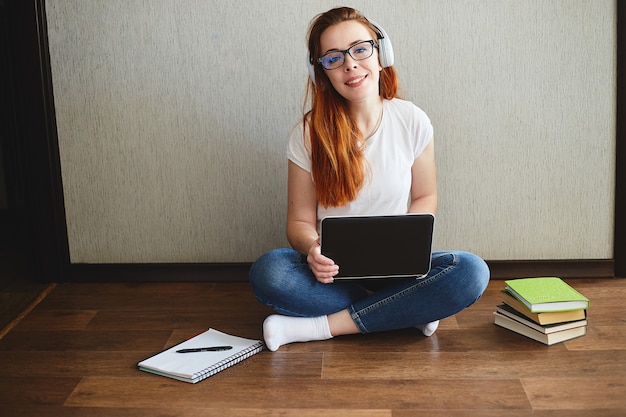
top-left (319, 20), bottom-right (382, 105)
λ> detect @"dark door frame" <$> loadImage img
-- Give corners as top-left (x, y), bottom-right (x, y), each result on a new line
top-left (7, 0), bottom-right (625, 282)
top-left (615, 0), bottom-right (626, 277)
top-left (1, 0), bottom-right (69, 282)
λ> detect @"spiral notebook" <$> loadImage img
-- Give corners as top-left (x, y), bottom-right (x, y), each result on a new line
top-left (138, 328), bottom-right (264, 383)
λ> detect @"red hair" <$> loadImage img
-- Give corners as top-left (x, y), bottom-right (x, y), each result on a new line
top-left (304, 7), bottom-right (399, 207)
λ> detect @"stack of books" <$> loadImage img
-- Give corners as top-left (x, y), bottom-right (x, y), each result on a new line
top-left (493, 277), bottom-right (590, 345)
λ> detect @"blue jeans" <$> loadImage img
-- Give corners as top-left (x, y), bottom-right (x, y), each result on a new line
top-left (249, 249), bottom-right (490, 333)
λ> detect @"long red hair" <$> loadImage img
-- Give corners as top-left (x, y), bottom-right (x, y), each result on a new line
top-left (305, 7), bottom-right (399, 208)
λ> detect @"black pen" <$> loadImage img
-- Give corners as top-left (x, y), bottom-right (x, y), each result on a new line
top-left (176, 346), bottom-right (233, 353)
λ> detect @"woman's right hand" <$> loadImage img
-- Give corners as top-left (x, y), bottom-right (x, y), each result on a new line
top-left (306, 238), bottom-right (339, 284)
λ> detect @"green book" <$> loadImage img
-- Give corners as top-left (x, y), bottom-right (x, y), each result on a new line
top-left (504, 277), bottom-right (589, 313)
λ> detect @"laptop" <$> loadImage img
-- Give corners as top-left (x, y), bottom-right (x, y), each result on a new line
top-left (320, 213), bottom-right (435, 279)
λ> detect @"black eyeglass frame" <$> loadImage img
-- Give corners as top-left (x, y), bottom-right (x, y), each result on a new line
top-left (317, 40), bottom-right (378, 70)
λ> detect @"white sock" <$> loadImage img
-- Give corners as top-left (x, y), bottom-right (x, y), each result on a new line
top-left (262, 314), bottom-right (333, 351)
top-left (417, 320), bottom-right (439, 337)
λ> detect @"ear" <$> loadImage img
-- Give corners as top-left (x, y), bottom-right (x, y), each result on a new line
top-left (307, 52), bottom-right (316, 83)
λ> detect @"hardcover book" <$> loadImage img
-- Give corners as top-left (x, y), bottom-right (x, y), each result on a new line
top-left (493, 312), bottom-right (587, 345)
top-left (505, 277), bottom-right (589, 313)
top-left (495, 303), bottom-right (587, 334)
top-left (501, 290), bottom-right (587, 325)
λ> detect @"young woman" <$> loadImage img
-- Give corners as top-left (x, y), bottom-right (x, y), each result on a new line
top-left (249, 7), bottom-right (489, 351)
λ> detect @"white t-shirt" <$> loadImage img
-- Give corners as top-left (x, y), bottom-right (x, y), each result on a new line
top-left (287, 98), bottom-right (433, 222)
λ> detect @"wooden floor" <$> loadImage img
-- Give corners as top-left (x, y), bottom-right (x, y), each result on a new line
top-left (0, 245), bottom-right (49, 335)
top-left (0, 278), bottom-right (625, 416)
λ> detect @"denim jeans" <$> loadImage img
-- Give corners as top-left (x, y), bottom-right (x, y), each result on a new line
top-left (249, 248), bottom-right (490, 333)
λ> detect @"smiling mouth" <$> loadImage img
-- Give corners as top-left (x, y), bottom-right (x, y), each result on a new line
top-left (346, 75), bottom-right (367, 86)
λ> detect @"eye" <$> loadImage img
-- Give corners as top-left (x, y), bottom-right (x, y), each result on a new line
top-left (321, 52), bottom-right (343, 68)
top-left (352, 43), bottom-right (371, 56)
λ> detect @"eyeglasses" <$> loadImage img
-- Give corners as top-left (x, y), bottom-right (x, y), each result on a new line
top-left (317, 40), bottom-right (377, 70)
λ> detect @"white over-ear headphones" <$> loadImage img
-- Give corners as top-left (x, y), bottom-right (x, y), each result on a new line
top-left (307, 20), bottom-right (394, 83)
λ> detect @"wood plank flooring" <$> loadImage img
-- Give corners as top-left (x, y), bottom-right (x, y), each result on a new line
top-left (0, 278), bottom-right (625, 416)
top-left (0, 249), bottom-right (50, 335)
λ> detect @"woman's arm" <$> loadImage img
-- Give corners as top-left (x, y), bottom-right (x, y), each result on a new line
top-left (286, 161), bottom-right (319, 253)
top-left (287, 161), bottom-right (338, 283)
top-left (408, 138), bottom-right (438, 215)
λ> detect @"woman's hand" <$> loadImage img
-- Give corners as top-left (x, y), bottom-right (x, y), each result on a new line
top-left (306, 238), bottom-right (339, 284)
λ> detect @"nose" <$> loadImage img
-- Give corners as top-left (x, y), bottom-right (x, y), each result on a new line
top-left (343, 54), bottom-right (357, 71)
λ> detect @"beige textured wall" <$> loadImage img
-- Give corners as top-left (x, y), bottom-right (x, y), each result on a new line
top-left (45, 0), bottom-right (616, 263)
